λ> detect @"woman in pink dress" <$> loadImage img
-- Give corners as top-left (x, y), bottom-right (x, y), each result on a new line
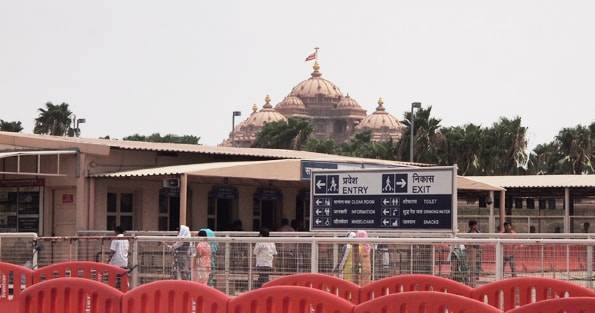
top-left (192, 230), bottom-right (212, 284)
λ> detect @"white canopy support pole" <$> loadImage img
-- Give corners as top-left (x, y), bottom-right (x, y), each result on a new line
top-left (180, 173), bottom-right (188, 226)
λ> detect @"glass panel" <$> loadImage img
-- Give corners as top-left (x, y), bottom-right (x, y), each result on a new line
top-left (107, 193), bottom-right (117, 213)
top-left (121, 193), bottom-right (133, 213)
top-left (18, 192), bottom-right (39, 215)
top-left (159, 194), bottom-right (168, 214)
top-left (107, 216), bottom-right (116, 231)
top-left (120, 216), bottom-right (133, 231)
top-left (158, 216), bottom-right (169, 231)
top-left (526, 198), bottom-right (535, 209)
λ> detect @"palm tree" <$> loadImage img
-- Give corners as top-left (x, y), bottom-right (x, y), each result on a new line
top-left (440, 124), bottom-right (483, 175)
top-left (399, 106), bottom-right (442, 163)
top-left (33, 102), bottom-right (74, 136)
top-left (481, 117), bottom-right (528, 175)
top-left (0, 120), bottom-right (23, 132)
top-left (556, 125), bottom-right (593, 174)
top-left (253, 117), bottom-right (313, 150)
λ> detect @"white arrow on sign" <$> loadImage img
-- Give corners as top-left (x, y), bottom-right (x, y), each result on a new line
top-left (315, 199), bottom-right (322, 205)
top-left (315, 219), bottom-right (322, 225)
top-left (382, 208), bottom-right (390, 215)
top-left (397, 179), bottom-right (406, 188)
top-left (316, 179), bottom-right (326, 189)
top-left (315, 209), bottom-right (322, 215)
top-left (382, 219), bottom-right (390, 226)
top-left (382, 198), bottom-right (390, 205)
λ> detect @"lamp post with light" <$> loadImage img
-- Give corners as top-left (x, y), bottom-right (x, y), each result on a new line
top-left (231, 111), bottom-right (241, 147)
top-left (410, 102), bottom-right (421, 162)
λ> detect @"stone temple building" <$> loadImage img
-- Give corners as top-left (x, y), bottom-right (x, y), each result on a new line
top-left (223, 61), bottom-right (404, 147)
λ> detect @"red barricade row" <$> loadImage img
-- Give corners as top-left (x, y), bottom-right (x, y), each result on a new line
top-left (263, 272), bottom-right (361, 304)
top-left (33, 261), bottom-right (129, 292)
top-left (506, 297), bottom-right (595, 313)
top-left (471, 276), bottom-right (595, 311)
top-left (19, 277), bottom-right (123, 313)
top-left (229, 286), bottom-right (354, 313)
top-left (359, 274), bottom-right (473, 302)
top-left (354, 291), bottom-right (501, 313)
top-left (0, 263), bottom-right (34, 313)
top-left (122, 280), bottom-right (228, 313)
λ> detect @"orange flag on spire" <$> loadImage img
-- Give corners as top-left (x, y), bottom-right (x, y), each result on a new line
top-left (305, 48), bottom-right (318, 61)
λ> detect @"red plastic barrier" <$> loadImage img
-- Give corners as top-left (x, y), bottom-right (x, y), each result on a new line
top-left (263, 273), bottom-right (361, 304)
top-left (354, 291), bottom-right (501, 313)
top-left (229, 286), bottom-right (354, 313)
top-left (33, 261), bottom-right (129, 292)
top-left (506, 297), bottom-right (595, 313)
top-left (471, 277), bottom-right (595, 311)
top-left (359, 274), bottom-right (473, 302)
top-left (0, 262), bottom-right (34, 313)
top-left (122, 280), bottom-right (228, 313)
top-left (19, 277), bottom-right (123, 313)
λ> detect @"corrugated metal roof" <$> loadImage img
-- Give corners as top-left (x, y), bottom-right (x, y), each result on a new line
top-left (467, 175), bottom-right (595, 188)
top-left (0, 131), bottom-right (425, 167)
top-left (92, 160), bottom-right (504, 191)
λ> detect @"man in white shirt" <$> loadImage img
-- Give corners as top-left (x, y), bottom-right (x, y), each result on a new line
top-left (253, 229), bottom-right (277, 288)
top-left (108, 226), bottom-right (129, 268)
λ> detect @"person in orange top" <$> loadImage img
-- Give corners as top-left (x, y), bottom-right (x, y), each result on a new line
top-left (192, 230), bottom-right (212, 284)
top-left (356, 230), bottom-right (372, 285)
top-left (501, 222), bottom-right (517, 277)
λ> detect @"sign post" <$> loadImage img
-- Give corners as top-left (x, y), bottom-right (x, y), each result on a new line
top-left (309, 166), bottom-right (457, 233)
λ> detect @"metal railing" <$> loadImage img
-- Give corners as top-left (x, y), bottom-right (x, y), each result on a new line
top-left (1, 233), bottom-right (593, 294)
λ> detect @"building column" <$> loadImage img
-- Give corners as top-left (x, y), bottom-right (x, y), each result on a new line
top-left (179, 174), bottom-right (188, 226)
top-left (564, 187), bottom-right (570, 233)
top-left (499, 190), bottom-right (506, 232)
top-left (88, 177), bottom-right (95, 229)
top-left (488, 191), bottom-right (495, 233)
top-left (75, 153), bottom-right (89, 232)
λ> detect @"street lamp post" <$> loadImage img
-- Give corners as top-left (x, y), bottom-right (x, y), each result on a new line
top-left (410, 102), bottom-right (421, 162)
top-left (231, 111), bottom-right (241, 147)
top-left (72, 115), bottom-right (86, 137)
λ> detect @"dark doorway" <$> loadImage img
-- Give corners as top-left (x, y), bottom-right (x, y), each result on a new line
top-left (260, 200), bottom-right (278, 230)
top-left (216, 198), bottom-right (234, 230)
top-left (169, 196), bottom-right (180, 231)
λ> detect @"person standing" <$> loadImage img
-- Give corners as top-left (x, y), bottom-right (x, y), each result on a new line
top-left (467, 220), bottom-right (481, 286)
top-left (192, 230), bottom-right (212, 284)
top-left (356, 230), bottom-right (371, 285)
top-left (334, 232), bottom-right (356, 282)
top-left (501, 222), bottom-right (517, 277)
top-left (200, 228), bottom-right (218, 287)
top-left (107, 226), bottom-right (129, 268)
top-left (253, 229), bottom-right (277, 288)
top-left (170, 225), bottom-right (192, 280)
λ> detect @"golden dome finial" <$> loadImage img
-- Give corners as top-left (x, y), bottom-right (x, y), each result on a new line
top-left (311, 61), bottom-right (322, 77)
top-left (376, 97), bottom-right (385, 111)
top-left (263, 95), bottom-right (273, 109)
top-left (252, 103), bottom-right (258, 113)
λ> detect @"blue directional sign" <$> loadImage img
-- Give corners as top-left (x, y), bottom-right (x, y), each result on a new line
top-left (310, 167), bottom-right (457, 232)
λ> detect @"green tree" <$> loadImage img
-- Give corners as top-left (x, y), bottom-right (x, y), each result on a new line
top-left (481, 117), bottom-right (528, 175)
top-left (303, 138), bottom-right (338, 154)
top-left (0, 120), bottom-right (23, 132)
top-left (124, 133), bottom-right (200, 144)
top-left (253, 117), bottom-right (313, 150)
top-left (439, 124), bottom-right (483, 175)
top-left (33, 102), bottom-right (75, 136)
top-left (399, 106), bottom-right (442, 163)
top-left (555, 125), bottom-right (592, 174)
top-left (527, 142), bottom-right (563, 174)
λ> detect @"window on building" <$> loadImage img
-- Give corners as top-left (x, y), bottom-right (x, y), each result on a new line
top-left (158, 189), bottom-right (180, 231)
top-left (526, 198), bottom-right (535, 209)
top-left (548, 198), bottom-right (557, 209)
top-left (539, 199), bottom-right (546, 209)
top-left (107, 192), bottom-right (134, 231)
top-left (478, 196), bottom-right (487, 208)
top-left (514, 198), bottom-right (523, 209)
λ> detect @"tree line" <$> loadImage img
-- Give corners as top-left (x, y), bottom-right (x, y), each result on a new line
top-left (253, 106), bottom-right (594, 175)
top-left (1, 102), bottom-right (200, 144)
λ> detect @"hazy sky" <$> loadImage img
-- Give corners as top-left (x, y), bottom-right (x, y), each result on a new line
top-left (1, 1), bottom-right (593, 148)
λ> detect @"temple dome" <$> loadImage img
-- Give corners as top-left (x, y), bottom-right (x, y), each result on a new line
top-left (289, 62), bottom-right (343, 99)
top-left (355, 98), bottom-right (404, 142)
top-left (337, 94), bottom-right (363, 109)
top-left (275, 96), bottom-right (307, 116)
top-left (245, 95), bottom-right (287, 128)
